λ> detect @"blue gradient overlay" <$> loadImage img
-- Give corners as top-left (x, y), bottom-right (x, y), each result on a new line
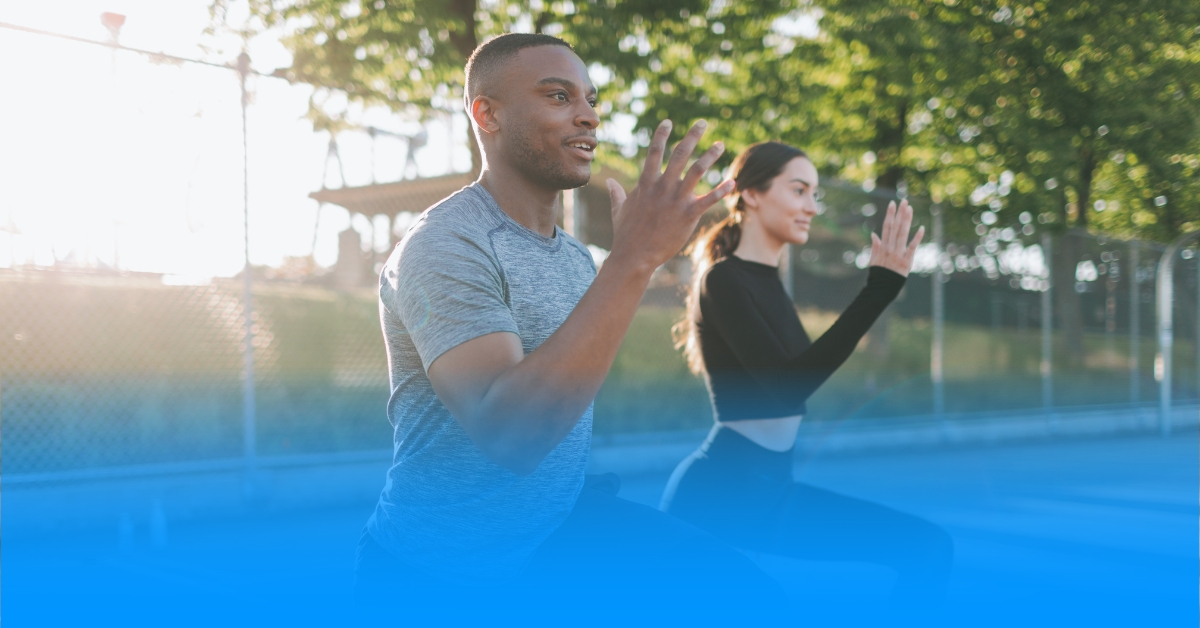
top-left (3, 428), bottom-right (1196, 626)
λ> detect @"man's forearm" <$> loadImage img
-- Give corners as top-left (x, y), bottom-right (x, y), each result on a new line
top-left (470, 254), bottom-right (655, 473)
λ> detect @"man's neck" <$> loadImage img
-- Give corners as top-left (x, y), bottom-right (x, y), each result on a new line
top-left (478, 163), bottom-right (562, 238)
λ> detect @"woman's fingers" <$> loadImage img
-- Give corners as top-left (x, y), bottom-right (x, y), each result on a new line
top-left (896, 200), bottom-right (914, 251)
top-left (907, 225), bottom-right (926, 259)
top-left (881, 201), bottom-right (897, 250)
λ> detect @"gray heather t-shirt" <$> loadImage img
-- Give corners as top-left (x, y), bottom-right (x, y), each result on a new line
top-left (366, 183), bottom-right (596, 583)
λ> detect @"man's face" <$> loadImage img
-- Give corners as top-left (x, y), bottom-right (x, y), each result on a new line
top-left (490, 46), bottom-right (599, 190)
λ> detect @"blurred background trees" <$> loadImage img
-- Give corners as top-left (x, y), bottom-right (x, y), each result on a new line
top-left (218, 0), bottom-right (1199, 240)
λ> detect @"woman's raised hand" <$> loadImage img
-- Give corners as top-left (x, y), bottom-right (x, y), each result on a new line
top-left (869, 199), bottom-right (925, 277)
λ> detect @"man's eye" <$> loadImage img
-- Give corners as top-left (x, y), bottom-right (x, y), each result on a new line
top-left (588, 100), bottom-right (597, 107)
top-left (553, 92), bottom-right (568, 101)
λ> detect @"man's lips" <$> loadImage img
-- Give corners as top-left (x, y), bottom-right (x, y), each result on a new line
top-left (565, 137), bottom-right (597, 160)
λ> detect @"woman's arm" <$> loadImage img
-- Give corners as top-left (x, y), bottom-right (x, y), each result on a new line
top-left (703, 266), bottom-right (903, 407)
top-left (705, 200), bottom-right (923, 408)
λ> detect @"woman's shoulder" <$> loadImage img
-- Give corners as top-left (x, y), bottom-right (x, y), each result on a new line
top-left (700, 257), bottom-right (751, 297)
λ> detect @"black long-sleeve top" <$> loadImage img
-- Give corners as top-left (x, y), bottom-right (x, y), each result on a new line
top-left (695, 256), bottom-right (906, 422)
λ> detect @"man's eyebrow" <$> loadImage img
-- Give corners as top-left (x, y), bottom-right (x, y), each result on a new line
top-left (537, 76), bottom-right (598, 96)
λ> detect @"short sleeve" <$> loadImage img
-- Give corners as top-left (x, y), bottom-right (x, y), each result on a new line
top-left (382, 226), bottom-right (519, 373)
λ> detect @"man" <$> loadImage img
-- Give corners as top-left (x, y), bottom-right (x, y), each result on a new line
top-left (357, 33), bottom-right (784, 618)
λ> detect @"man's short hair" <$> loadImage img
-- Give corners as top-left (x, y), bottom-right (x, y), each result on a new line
top-left (464, 33), bottom-right (573, 105)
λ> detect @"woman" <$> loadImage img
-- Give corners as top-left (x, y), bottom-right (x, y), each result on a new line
top-left (660, 141), bottom-right (953, 605)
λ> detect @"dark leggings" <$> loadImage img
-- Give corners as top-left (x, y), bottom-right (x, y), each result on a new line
top-left (661, 425), bottom-right (954, 604)
top-left (355, 477), bottom-right (788, 620)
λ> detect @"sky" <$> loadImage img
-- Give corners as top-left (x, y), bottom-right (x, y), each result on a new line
top-left (2, 4), bottom-right (1027, 285)
top-left (0, 1), bottom-right (471, 278)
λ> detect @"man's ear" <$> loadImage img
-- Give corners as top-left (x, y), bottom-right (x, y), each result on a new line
top-left (470, 96), bottom-right (500, 135)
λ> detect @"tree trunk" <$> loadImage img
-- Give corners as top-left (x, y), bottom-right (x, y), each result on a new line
top-left (1075, 144), bottom-right (1095, 229)
top-left (1051, 143), bottom-right (1098, 363)
top-left (1053, 232), bottom-right (1085, 364)
top-left (873, 98), bottom-right (908, 194)
top-left (447, 0), bottom-right (482, 176)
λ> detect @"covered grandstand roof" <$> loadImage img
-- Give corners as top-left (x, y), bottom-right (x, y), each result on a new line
top-left (308, 172), bottom-right (476, 217)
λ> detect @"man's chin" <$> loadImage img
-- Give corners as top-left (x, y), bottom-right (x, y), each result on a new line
top-left (551, 169), bottom-right (591, 191)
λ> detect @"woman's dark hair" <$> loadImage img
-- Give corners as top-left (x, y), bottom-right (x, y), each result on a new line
top-left (673, 141), bottom-right (809, 375)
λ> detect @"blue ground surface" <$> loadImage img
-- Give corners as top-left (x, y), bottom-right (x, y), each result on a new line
top-left (5, 432), bottom-right (1197, 626)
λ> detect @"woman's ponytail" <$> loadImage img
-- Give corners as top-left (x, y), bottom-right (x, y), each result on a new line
top-left (673, 214), bottom-right (743, 375)
top-left (672, 141), bottom-right (807, 376)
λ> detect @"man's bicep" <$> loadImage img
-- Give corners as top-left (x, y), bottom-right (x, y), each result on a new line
top-left (427, 331), bottom-right (524, 426)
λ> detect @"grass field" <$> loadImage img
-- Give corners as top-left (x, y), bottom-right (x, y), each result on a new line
top-left (2, 274), bottom-right (1196, 471)
top-left (593, 305), bottom-right (1198, 434)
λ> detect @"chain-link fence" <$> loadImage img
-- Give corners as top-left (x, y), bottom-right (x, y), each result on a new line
top-left (0, 25), bottom-right (398, 480)
top-left (2, 22), bottom-right (1195, 482)
top-left (0, 272), bottom-right (393, 476)
top-left (775, 183), bottom-right (1194, 425)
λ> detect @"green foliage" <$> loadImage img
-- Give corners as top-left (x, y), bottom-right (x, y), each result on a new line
top-left (215, 0), bottom-right (1198, 243)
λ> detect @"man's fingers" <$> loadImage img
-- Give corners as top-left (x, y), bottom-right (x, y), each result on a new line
top-left (692, 179), bottom-right (735, 213)
top-left (663, 120), bottom-right (707, 182)
top-left (638, 120), bottom-right (672, 186)
top-left (681, 141), bottom-right (725, 192)
top-left (606, 178), bottom-right (627, 217)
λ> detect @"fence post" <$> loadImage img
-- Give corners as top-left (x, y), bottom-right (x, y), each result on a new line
top-left (237, 52), bottom-right (258, 496)
top-left (1155, 231), bottom-right (1200, 435)
top-left (1041, 234), bottom-right (1053, 414)
top-left (931, 205), bottom-right (945, 421)
top-left (1130, 243), bottom-right (1139, 405)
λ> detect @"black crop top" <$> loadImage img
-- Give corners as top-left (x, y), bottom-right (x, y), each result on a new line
top-left (695, 256), bottom-right (905, 422)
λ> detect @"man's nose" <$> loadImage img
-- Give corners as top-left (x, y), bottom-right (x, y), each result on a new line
top-left (577, 103), bottom-right (600, 129)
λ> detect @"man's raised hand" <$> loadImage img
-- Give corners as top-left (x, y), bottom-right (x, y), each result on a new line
top-left (869, 199), bottom-right (925, 277)
top-left (606, 119), bottom-right (735, 273)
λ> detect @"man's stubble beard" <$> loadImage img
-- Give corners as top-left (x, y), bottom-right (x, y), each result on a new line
top-left (506, 118), bottom-right (591, 191)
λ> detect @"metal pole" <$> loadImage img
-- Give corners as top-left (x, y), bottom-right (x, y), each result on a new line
top-left (562, 189), bottom-right (575, 239)
top-left (1157, 249), bottom-right (1174, 436)
top-left (1041, 233), bottom-right (1053, 413)
top-left (780, 243), bottom-right (794, 299)
top-left (1155, 231), bottom-right (1200, 435)
top-left (931, 205), bottom-right (945, 420)
top-left (237, 52), bottom-right (257, 495)
top-left (1130, 243), bottom-right (1139, 405)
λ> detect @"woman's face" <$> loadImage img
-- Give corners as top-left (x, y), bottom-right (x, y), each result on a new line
top-left (743, 156), bottom-right (821, 245)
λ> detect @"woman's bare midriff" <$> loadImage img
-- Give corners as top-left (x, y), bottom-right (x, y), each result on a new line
top-left (721, 415), bottom-right (803, 452)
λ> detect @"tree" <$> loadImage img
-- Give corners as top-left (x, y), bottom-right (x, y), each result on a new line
top-left (930, 0), bottom-right (1199, 235)
top-left (917, 0), bottom-right (1200, 357)
top-left (211, 0), bottom-right (785, 175)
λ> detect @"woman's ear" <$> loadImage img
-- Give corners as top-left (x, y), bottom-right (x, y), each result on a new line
top-left (740, 188), bottom-right (760, 210)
